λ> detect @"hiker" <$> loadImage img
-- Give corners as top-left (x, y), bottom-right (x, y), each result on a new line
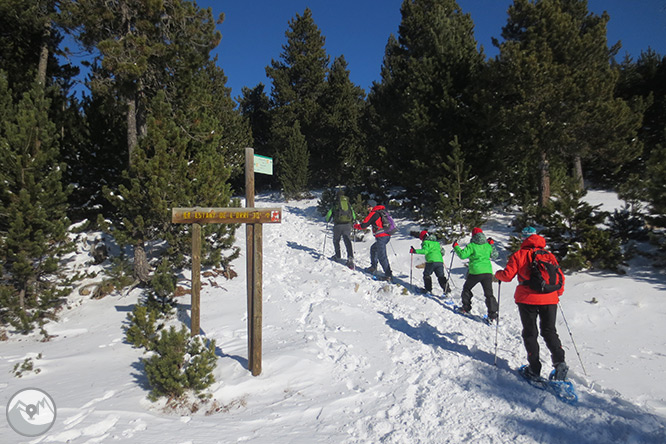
top-left (453, 227), bottom-right (499, 321)
top-left (494, 226), bottom-right (568, 381)
top-left (410, 230), bottom-right (449, 295)
top-left (354, 200), bottom-right (393, 281)
top-left (325, 189), bottom-right (356, 268)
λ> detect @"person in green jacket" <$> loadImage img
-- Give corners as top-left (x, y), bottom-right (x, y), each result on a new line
top-left (325, 189), bottom-right (356, 269)
top-left (453, 227), bottom-right (499, 321)
top-left (410, 230), bottom-right (449, 295)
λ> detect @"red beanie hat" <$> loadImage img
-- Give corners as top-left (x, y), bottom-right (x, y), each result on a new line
top-left (419, 230), bottom-right (428, 241)
top-left (472, 227), bottom-right (483, 235)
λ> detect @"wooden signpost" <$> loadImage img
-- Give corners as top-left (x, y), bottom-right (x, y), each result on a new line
top-left (172, 148), bottom-right (278, 376)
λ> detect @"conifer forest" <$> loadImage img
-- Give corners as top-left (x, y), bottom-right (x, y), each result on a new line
top-left (1, 0), bottom-right (665, 335)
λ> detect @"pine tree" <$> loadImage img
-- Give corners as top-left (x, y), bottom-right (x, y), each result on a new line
top-left (107, 71), bottom-right (245, 290)
top-left (238, 84), bottom-right (276, 191)
top-left (434, 137), bottom-right (484, 239)
top-left (489, 0), bottom-right (642, 206)
top-left (143, 325), bottom-right (217, 401)
top-left (67, 89), bottom-right (127, 220)
top-left (366, 0), bottom-right (484, 212)
top-left (321, 56), bottom-right (367, 187)
top-left (60, 0), bottom-right (226, 282)
top-left (0, 80), bottom-right (70, 332)
top-left (616, 50), bottom-right (666, 222)
top-left (646, 143), bottom-right (666, 222)
top-left (0, 0), bottom-right (59, 96)
top-left (266, 8), bottom-right (329, 190)
top-left (616, 51), bottom-right (666, 169)
top-left (239, 84), bottom-right (272, 154)
top-left (276, 121), bottom-right (310, 200)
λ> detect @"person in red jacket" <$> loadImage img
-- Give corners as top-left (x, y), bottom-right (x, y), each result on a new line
top-left (494, 227), bottom-right (569, 381)
top-left (354, 200), bottom-right (393, 281)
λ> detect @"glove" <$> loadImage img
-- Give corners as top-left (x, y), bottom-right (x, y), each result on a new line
top-left (353, 223), bottom-right (362, 230)
top-left (487, 237), bottom-right (494, 245)
top-left (409, 246), bottom-right (415, 254)
top-left (452, 241), bottom-right (459, 248)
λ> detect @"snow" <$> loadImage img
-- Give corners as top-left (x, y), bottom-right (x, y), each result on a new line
top-left (2, 190), bottom-right (666, 443)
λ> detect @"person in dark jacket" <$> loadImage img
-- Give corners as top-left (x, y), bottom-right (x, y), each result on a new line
top-left (453, 227), bottom-right (499, 321)
top-left (410, 230), bottom-right (449, 294)
top-left (325, 189), bottom-right (356, 268)
top-left (495, 226), bottom-right (569, 381)
top-left (354, 200), bottom-right (392, 281)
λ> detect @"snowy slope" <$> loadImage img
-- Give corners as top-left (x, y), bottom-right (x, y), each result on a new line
top-left (1, 191), bottom-right (665, 444)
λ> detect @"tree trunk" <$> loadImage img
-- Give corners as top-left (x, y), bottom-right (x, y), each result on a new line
top-left (539, 150), bottom-right (551, 207)
top-left (127, 95), bottom-right (138, 166)
top-left (573, 153), bottom-right (585, 191)
top-left (37, 21), bottom-right (50, 86)
top-left (133, 241), bottom-right (151, 284)
top-left (137, 79), bottom-right (147, 139)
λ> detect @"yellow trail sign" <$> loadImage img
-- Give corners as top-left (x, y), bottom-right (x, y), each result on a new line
top-left (172, 207), bottom-right (282, 225)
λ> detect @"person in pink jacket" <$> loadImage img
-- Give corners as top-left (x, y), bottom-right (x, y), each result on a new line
top-left (494, 227), bottom-right (568, 381)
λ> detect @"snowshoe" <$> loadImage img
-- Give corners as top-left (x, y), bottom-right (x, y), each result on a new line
top-left (550, 362), bottom-right (569, 381)
top-left (518, 365), bottom-right (578, 405)
top-left (454, 305), bottom-right (471, 315)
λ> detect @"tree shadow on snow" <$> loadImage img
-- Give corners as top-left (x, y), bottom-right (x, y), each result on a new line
top-left (286, 240), bottom-right (321, 260)
top-left (500, 380), bottom-right (666, 444)
top-left (130, 360), bottom-right (151, 392)
top-left (174, 302), bottom-right (248, 369)
top-left (377, 311), bottom-right (508, 369)
top-left (465, 353), bottom-right (666, 443)
top-left (284, 204), bottom-right (321, 221)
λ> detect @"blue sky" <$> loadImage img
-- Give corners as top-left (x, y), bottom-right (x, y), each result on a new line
top-left (201, 0), bottom-right (666, 100)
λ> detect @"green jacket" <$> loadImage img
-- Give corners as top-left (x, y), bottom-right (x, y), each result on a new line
top-left (454, 233), bottom-right (496, 275)
top-left (414, 238), bottom-right (443, 263)
top-left (325, 197), bottom-right (356, 224)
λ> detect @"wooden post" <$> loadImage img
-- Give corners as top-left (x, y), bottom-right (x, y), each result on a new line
top-left (245, 148), bottom-right (262, 375)
top-left (171, 148), bottom-right (277, 376)
top-left (250, 223), bottom-right (263, 374)
top-left (191, 223), bottom-right (201, 336)
top-left (171, 208), bottom-right (280, 356)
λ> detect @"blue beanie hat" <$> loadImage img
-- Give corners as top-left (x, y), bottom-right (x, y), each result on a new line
top-left (521, 226), bottom-right (537, 238)
top-left (367, 200), bottom-right (377, 208)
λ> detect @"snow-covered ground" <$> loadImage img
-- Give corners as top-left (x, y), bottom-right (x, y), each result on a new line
top-left (1, 190), bottom-right (665, 443)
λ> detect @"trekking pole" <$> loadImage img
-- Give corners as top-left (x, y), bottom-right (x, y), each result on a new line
top-left (558, 303), bottom-right (588, 376)
top-left (493, 281), bottom-right (501, 366)
top-left (446, 250), bottom-right (457, 289)
top-left (410, 252), bottom-right (414, 291)
top-left (321, 223), bottom-right (329, 260)
top-left (352, 224), bottom-right (356, 259)
top-left (388, 238), bottom-right (398, 256)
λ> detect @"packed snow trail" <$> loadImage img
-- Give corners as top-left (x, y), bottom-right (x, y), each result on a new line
top-left (1, 193), bottom-right (664, 443)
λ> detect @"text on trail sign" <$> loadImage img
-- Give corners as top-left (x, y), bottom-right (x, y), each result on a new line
top-left (172, 207), bottom-right (282, 225)
top-left (253, 154), bottom-right (273, 175)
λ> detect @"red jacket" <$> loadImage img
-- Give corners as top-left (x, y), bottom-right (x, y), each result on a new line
top-left (358, 205), bottom-right (390, 238)
top-left (495, 234), bottom-right (565, 305)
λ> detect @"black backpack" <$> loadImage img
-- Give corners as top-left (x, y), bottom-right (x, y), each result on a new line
top-left (527, 249), bottom-right (564, 294)
top-left (334, 195), bottom-right (353, 224)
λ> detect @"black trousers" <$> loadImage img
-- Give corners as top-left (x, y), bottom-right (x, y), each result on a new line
top-left (518, 303), bottom-right (565, 376)
top-left (423, 262), bottom-right (448, 292)
top-left (461, 273), bottom-right (498, 319)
